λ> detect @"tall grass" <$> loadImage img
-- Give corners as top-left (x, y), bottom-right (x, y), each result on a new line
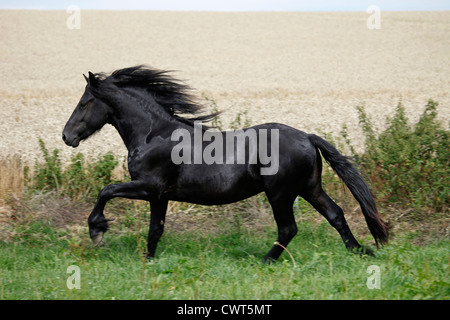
top-left (0, 156), bottom-right (24, 200)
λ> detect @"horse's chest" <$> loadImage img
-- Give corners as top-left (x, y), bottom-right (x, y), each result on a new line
top-left (127, 150), bottom-right (168, 184)
top-left (127, 149), bottom-right (148, 180)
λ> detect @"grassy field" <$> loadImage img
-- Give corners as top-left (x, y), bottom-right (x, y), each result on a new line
top-left (1, 217), bottom-right (448, 300)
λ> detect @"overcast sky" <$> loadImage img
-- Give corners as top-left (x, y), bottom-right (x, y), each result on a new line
top-left (1, 0), bottom-right (449, 11)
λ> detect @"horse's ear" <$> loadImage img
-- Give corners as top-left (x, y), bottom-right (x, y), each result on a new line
top-left (88, 71), bottom-right (97, 87)
top-left (83, 74), bottom-right (89, 83)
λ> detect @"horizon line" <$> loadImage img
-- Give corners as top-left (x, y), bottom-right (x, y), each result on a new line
top-left (1, 8), bottom-right (450, 12)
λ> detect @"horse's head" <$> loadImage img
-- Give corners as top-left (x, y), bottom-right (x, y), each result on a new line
top-left (62, 72), bottom-right (112, 147)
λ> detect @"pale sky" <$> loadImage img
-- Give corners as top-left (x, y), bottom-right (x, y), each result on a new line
top-left (1, 0), bottom-right (449, 11)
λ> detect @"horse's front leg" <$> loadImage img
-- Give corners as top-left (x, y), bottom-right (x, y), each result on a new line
top-left (147, 200), bottom-right (168, 259)
top-left (88, 181), bottom-right (149, 246)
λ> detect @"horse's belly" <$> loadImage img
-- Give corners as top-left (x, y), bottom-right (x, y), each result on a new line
top-left (167, 165), bottom-right (263, 205)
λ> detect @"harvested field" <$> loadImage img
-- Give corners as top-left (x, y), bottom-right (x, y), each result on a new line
top-left (0, 10), bottom-right (449, 162)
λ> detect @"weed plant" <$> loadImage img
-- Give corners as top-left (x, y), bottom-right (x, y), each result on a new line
top-left (346, 99), bottom-right (448, 215)
top-left (27, 139), bottom-right (124, 201)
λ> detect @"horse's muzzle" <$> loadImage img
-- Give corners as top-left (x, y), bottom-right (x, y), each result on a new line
top-left (62, 132), bottom-right (80, 148)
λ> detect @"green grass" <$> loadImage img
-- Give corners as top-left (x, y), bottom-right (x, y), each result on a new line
top-left (1, 220), bottom-right (448, 300)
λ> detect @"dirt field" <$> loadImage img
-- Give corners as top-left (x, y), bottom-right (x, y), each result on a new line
top-left (1, 10), bottom-right (449, 162)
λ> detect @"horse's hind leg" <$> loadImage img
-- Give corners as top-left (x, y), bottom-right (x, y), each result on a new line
top-left (301, 186), bottom-right (366, 253)
top-left (262, 196), bottom-right (298, 263)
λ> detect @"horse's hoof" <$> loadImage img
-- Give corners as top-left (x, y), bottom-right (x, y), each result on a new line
top-left (261, 256), bottom-right (276, 264)
top-left (91, 232), bottom-right (104, 247)
top-left (351, 246), bottom-right (375, 257)
top-left (362, 246), bottom-right (376, 257)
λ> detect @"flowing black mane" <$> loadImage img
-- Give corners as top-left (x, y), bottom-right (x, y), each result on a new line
top-left (93, 65), bottom-right (217, 126)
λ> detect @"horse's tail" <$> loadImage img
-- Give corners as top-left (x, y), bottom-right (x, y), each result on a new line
top-left (308, 134), bottom-right (389, 247)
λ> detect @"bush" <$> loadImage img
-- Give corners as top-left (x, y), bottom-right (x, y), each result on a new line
top-left (32, 138), bottom-right (63, 191)
top-left (29, 139), bottom-right (123, 201)
top-left (348, 99), bottom-right (449, 214)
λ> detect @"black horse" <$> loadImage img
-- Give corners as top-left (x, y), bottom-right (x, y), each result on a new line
top-left (62, 65), bottom-right (388, 262)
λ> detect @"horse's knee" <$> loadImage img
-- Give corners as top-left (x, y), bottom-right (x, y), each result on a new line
top-left (97, 184), bottom-right (115, 200)
top-left (289, 224), bottom-right (298, 238)
top-left (279, 223), bottom-right (298, 243)
top-left (149, 224), bottom-right (164, 240)
top-left (327, 209), bottom-right (346, 230)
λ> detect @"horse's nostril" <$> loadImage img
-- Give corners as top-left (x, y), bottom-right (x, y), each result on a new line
top-left (62, 134), bottom-right (66, 142)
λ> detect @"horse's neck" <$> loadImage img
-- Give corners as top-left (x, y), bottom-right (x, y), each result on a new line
top-left (109, 97), bottom-right (180, 153)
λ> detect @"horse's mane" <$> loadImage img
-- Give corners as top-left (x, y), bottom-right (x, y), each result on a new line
top-left (92, 65), bottom-right (218, 126)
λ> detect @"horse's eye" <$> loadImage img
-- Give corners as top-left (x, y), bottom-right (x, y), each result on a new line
top-left (80, 98), bottom-right (93, 110)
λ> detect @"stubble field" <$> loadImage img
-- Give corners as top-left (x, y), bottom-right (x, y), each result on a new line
top-left (0, 10), bottom-right (449, 162)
